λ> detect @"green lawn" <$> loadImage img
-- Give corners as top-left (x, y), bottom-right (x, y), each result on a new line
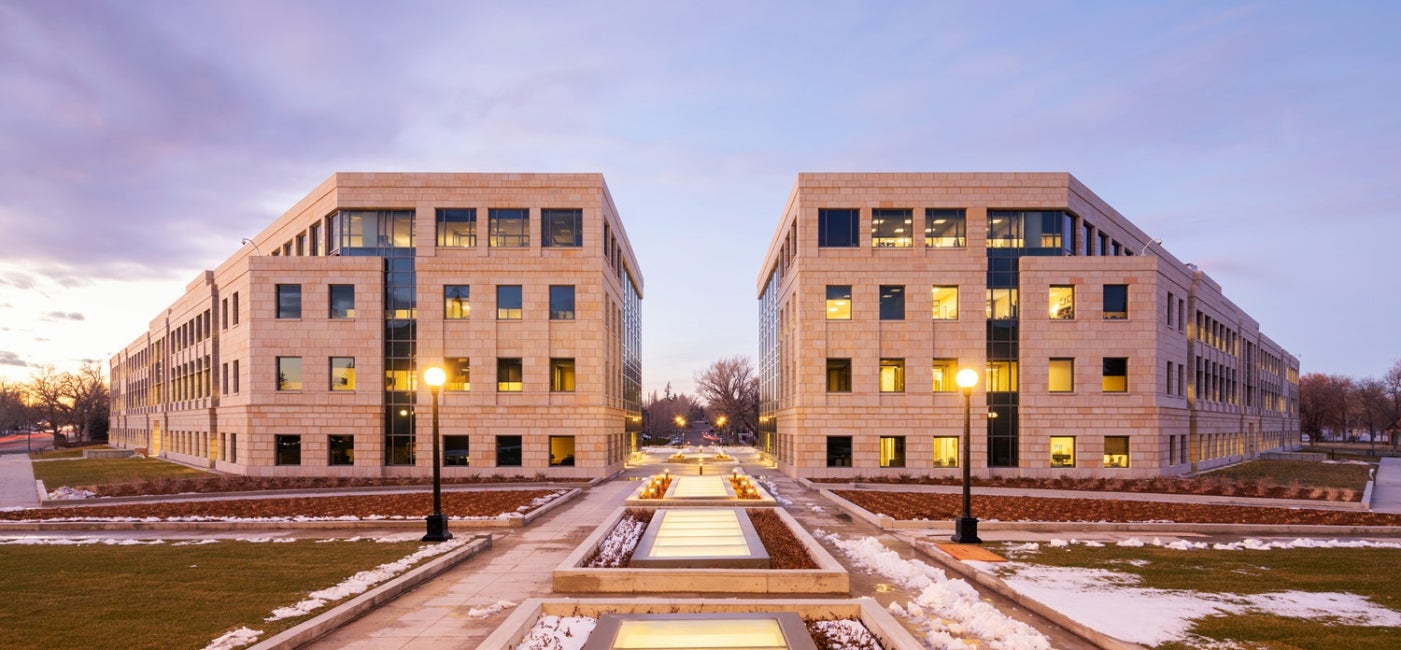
top-left (31, 456), bottom-right (214, 490)
top-left (1204, 459), bottom-right (1372, 492)
top-left (0, 539), bottom-right (427, 649)
top-left (991, 543), bottom-right (1401, 649)
top-left (28, 447), bottom-right (90, 460)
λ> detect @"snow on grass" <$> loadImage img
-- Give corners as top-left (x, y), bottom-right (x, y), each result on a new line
top-left (583, 511), bottom-right (647, 567)
top-left (811, 619), bottom-right (883, 649)
top-left (814, 530), bottom-right (1050, 649)
top-left (515, 615), bottom-right (597, 650)
top-left (264, 537), bottom-right (470, 621)
top-left (0, 536), bottom-right (167, 546)
top-left (201, 626), bottom-right (262, 650)
top-left (467, 600), bottom-right (517, 618)
top-left (46, 486), bottom-right (97, 500)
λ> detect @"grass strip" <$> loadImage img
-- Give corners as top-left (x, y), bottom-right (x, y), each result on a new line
top-left (30, 456), bottom-right (213, 490)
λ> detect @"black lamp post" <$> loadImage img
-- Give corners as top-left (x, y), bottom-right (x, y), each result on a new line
top-left (422, 366), bottom-right (452, 542)
top-left (951, 368), bottom-right (981, 544)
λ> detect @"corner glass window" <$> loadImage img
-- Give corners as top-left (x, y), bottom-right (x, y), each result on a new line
top-left (818, 208), bottom-right (859, 247)
top-left (497, 285), bottom-right (523, 320)
top-left (542, 208), bottom-right (583, 247)
top-left (1104, 436), bottom-right (1130, 468)
top-left (437, 208), bottom-right (477, 247)
top-left (1103, 357), bottom-right (1128, 392)
top-left (276, 284), bottom-right (301, 319)
top-left (496, 435), bottom-right (522, 467)
top-left (871, 208), bottom-right (913, 247)
top-left (275, 435), bottom-right (301, 466)
top-left (880, 436), bottom-right (906, 467)
top-left (445, 285), bottom-right (470, 320)
top-left (329, 435), bottom-right (354, 465)
top-left (550, 358), bottom-right (576, 392)
top-left (444, 435), bottom-right (470, 466)
top-left (1104, 284), bottom-right (1128, 320)
top-left (497, 358), bottom-right (523, 392)
top-left (489, 208), bottom-right (529, 247)
top-left (826, 358), bottom-right (852, 393)
top-left (826, 285), bottom-right (852, 320)
top-left (550, 285), bottom-right (575, 320)
top-left (1049, 285), bottom-right (1074, 320)
top-left (329, 285), bottom-right (355, 319)
top-left (276, 357), bottom-right (302, 391)
top-left (924, 209), bottom-right (966, 248)
top-left (1049, 358), bottom-right (1074, 393)
top-left (329, 357), bottom-right (355, 391)
top-left (933, 436), bottom-right (959, 467)
top-left (879, 358), bottom-right (905, 393)
top-left (444, 357), bottom-right (470, 391)
top-left (987, 211), bottom-right (1022, 248)
top-left (826, 436), bottom-right (853, 467)
top-left (879, 285), bottom-right (904, 320)
top-left (931, 359), bottom-right (958, 392)
top-left (1050, 436), bottom-right (1076, 468)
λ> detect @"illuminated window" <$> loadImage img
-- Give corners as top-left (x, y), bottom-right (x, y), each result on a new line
top-left (550, 435), bottom-right (576, 466)
top-left (550, 285), bottom-right (575, 320)
top-left (1104, 284), bottom-right (1128, 319)
top-left (444, 357), bottom-right (469, 391)
top-left (1104, 436), bottom-right (1130, 468)
top-left (879, 358), bottom-right (905, 392)
top-left (931, 286), bottom-right (958, 320)
top-left (818, 208), bottom-right (859, 247)
top-left (275, 435), bottom-right (301, 466)
top-left (1049, 358), bottom-right (1074, 393)
top-left (489, 208), bottom-right (529, 247)
top-left (444, 285), bottom-right (470, 320)
top-left (550, 358), bottom-right (576, 392)
top-left (497, 358), bottom-right (523, 392)
top-left (276, 357), bottom-right (302, 391)
top-left (985, 361), bottom-right (1017, 392)
top-left (933, 436), bottom-right (959, 467)
top-left (879, 285), bottom-right (905, 320)
top-left (826, 436), bottom-right (853, 467)
top-left (1049, 285), bottom-right (1074, 320)
top-left (1103, 357), bottom-right (1128, 392)
top-left (826, 285), bottom-right (851, 319)
top-left (880, 436), bottom-right (906, 467)
top-left (931, 359), bottom-right (958, 392)
top-left (329, 357), bottom-right (355, 391)
top-left (329, 285), bottom-right (355, 319)
top-left (497, 285), bottom-right (522, 320)
top-left (329, 435), bottom-right (354, 466)
top-left (925, 209), bottom-right (966, 248)
top-left (542, 208), bottom-right (583, 247)
top-left (276, 284), bottom-right (301, 319)
top-left (444, 435), bottom-right (469, 466)
top-left (871, 208), bottom-right (913, 247)
top-left (986, 288), bottom-right (1018, 320)
top-left (437, 208), bottom-right (476, 247)
top-left (1050, 436), bottom-right (1076, 468)
top-left (826, 358), bottom-right (852, 393)
top-left (987, 211), bottom-right (1022, 248)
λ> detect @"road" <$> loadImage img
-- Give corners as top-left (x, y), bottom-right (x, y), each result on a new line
top-left (0, 433), bottom-right (52, 456)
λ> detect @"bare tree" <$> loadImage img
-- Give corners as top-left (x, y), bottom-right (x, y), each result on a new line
top-left (1385, 359), bottom-right (1401, 448)
top-left (694, 355), bottom-right (759, 443)
top-left (65, 361), bottom-right (110, 441)
top-left (1355, 378), bottom-right (1389, 452)
top-left (642, 388), bottom-right (701, 443)
top-left (1300, 373), bottom-right (1356, 441)
top-left (28, 365), bottom-right (70, 444)
top-left (0, 380), bottom-right (29, 433)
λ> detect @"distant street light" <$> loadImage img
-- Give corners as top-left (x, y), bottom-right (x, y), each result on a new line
top-left (422, 366), bottom-right (452, 542)
top-left (952, 368), bottom-right (981, 544)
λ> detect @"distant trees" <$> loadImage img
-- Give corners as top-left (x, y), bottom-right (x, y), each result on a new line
top-left (1300, 358), bottom-right (1401, 446)
top-left (3, 362), bottom-right (110, 443)
top-left (641, 382), bottom-right (701, 442)
top-left (694, 355), bottom-right (759, 442)
top-left (0, 380), bottom-right (27, 433)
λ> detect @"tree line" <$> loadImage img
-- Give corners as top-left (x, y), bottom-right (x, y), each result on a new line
top-left (641, 354), bottom-right (759, 444)
top-left (0, 362), bottom-right (110, 443)
top-left (1299, 358), bottom-right (1401, 445)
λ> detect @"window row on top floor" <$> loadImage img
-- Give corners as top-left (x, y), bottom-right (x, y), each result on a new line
top-left (817, 207), bottom-right (1143, 258)
top-left (436, 208), bottom-right (583, 248)
top-left (823, 283), bottom-right (1130, 321)
top-left (172, 308), bottom-right (213, 352)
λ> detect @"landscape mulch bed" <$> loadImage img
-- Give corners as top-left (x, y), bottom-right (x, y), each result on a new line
top-left (833, 490), bottom-right (1401, 526)
top-left (814, 474), bottom-right (1363, 502)
top-left (0, 489), bottom-right (562, 521)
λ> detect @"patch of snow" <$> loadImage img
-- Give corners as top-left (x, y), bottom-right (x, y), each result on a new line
top-left (517, 490), bottom-right (569, 512)
top-left (811, 619), bottom-right (882, 650)
top-left (46, 486), bottom-right (97, 500)
top-left (754, 475), bottom-right (792, 505)
top-left (265, 538), bottom-right (469, 621)
top-left (0, 537), bottom-right (166, 546)
top-left (515, 615), bottom-right (597, 650)
top-left (202, 626), bottom-right (262, 650)
top-left (467, 600), bottom-right (517, 618)
top-left (584, 512), bottom-right (647, 567)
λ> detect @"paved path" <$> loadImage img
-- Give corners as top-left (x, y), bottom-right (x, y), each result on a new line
top-left (1371, 457), bottom-right (1401, 514)
top-left (0, 452), bottom-right (39, 509)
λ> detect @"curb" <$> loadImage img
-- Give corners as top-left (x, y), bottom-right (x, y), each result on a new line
top-left (249, 533), bottom-right (494, 650)
top-left (36, 481), bottom-right (587, 508)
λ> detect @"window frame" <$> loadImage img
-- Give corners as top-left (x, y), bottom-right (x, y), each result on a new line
top-left (274, 434), bottom-right (301, 466)
top-left (276, 356), bottom-right (302, 391)
top-left (924, 209), bottom-right (966, 248)
top-left (871, 208), bottom-right (913, 248)
top-left (825, 285), bottom-right (852, 320)
top-left (444, 285), bottom-right (470, 320)
top-left (444, 357), bottom-right (470, 391)
top-left (550, 358), bottom-right (576, 392)
top-left (879, 435), bottom-right (906, 468)
top-left (497, 358), bottom-right (524, 392)
top-left (879, 285), bottom-right (905, 320)
top-left (549, 285), bottom-right (576, 320)
top-left (1104, 435), bottom-right (1130, 468)
top-left (436, 208), bottom-right (477, 248)
top-left (329, 356), bottom-right (356, 391)
top-left (444, 435), bottom-right (470, 466)
top-left (817, 208), bottom-right (860, 248)
top-left (826, 435), bottom-right (853, 467)
top-left (328, 434), bottom-right (354, 466)
top-left (1103, 357), bottom-right (1129, 392)
top-left (931, 358), bottom-right (958, 393)
top-left (488, 208), bottom-right (530, 248)
top-left (1104, 284), bottom-right (1128, 320)
top-left (497, 285), bottom-right (523, 320)
top-left (1050, 436), bottom-right (1076, 468)
top-left (1049, 285), bottom-right (1074, 320)
top-left (541, 208), bottom-right (583, 247)
top-left (276, 284), bottom-right (302, 319)
top-left (329, 284), bottom-right (355, 319)
top-left (826, 358), bottom-right (852, 393)
top-left (1048, 358), bottom-right (1074, 393)
top-left (931, 285), bottom-right (958, 320)
top-left (495, 434), bottom-right (523, 467)
top-left (879, 358), bottom-right (905, 393)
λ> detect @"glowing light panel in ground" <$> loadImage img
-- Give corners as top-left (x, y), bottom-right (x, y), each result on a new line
top-left (670, 476), bottom-right (730, 498)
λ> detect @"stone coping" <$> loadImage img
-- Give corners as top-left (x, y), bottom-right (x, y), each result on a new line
top-left (36, 480), bottom-right (591, 508)
top-left (477, 597), bottom-right (920, 650)
top-left (553, 506), bottom-right (848, 594)
top-left (623, 474), bottom-right (778, 507)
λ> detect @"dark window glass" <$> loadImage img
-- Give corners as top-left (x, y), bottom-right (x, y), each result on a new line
top-left (1103, 357), bottom-right (1128, 392)
top-left (444, 435), bottom-right (470, 466)
top-left (329, 285), bottom-right (355, 319)
top-left (498, 358), bottom-right (523, 392)
top-left (818, 208), bottom-right (859, 247)
top-left (275, 435), bottom-right (301, 465)
top-left (436, 208), bottom-right (477, 247)
top-left (826, 436), bottom-right (853, 467)
top-left (276, 284), bottom-right (301, 319)
top-left (496, 435), bottom-right (523, 467)
top-left (542, 208), bottom-right (583, 247)
top-left (489, 208), bottom-right (529, 247)
top-left (329, 435), bottom-right (354, 465)
top-left (871, 208), bottom-right (912, 247)
top-left (497, 285), bottom-right (523, 320)
top-left (826, 358), bottom-right (852, 392)
top-left (924, 209), bottom-right (966, 248)
top-left (879, 285), bottom-right (905, 320)
top-left (1104, 284), bottom-right (1128, 320)
top-left (550, 285), bottom-right (576, 320)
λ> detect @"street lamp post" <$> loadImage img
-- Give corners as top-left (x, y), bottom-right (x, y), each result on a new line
top-left (952, 368), bottom-right (981, 544)
top-left (422, 367), bottom-right (452, 542)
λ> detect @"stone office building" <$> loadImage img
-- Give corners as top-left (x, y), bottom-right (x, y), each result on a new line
top-left (756, 173), bottom-right (1298, 479)
top-left (109, 173), bottom-right (643, 478)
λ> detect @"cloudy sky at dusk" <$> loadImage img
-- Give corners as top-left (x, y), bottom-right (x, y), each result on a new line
top-left (0, 0), bottom-right (1397, 393)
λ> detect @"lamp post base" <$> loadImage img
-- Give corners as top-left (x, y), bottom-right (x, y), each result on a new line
top-left (423, 514), bottom-right (453, 542)
top-left (950, 516), bottom-right (981, 544)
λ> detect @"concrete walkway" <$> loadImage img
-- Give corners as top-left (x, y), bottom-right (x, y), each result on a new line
top-left (0, 452), bottom-right (39, 509)
top-left (1371, 457), bottom-right (1401, 514)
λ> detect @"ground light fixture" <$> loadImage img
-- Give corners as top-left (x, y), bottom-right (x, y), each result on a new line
top-left (952, 368), bottom-right (981, 544)
top-left (422, 366), bottom-right (452, 542)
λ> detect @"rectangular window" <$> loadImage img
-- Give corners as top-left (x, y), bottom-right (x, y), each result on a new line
top-left (931, 286), bottom-right (958, 320)
top-left (1177, 299), bottom-right (1185, 331)
top-left (1166, 361), bottom-right (1174, 396)
top-left (879, 358), bottom-right (905, 393)
top-left (496, 435), bottom-right (523, 467)
top-left (444, 357), bottom-right (470, 391)
top-left (1049, 285), bottom-right (1074, 320)
top-left (1104, 284), bottom-right (1128, 320)
top-left (329, 435), bottom-right (354, 466)
top-left (295, 233), bottom-right (305, 256)
top-left (933, 436), bottom-right (959, 467)
top-left (879, 285), bottom-right (904, 320)
top-left (1167, 291), bottom-right (1175, 327)
top-left (1098, 233), bottom-right (1108, 256)
top-left (221, 298), bottom-right (229, 330)
top-left (1103, 357), bottom-right (1128, 392)
top-left (309, 223), bottom-right (321, 256)
top-left (542, 208), bottom-right (583, 247)
top-left (232, 359), bottom-right (240, 393)
top-left (497, 285), bottom-right (523, 320)
top-left (550, 285), bottom-right (576, 320)
top-left (1050, 436), bottom-right (1076, 468)
top-left (444, 285), bottom-right (470, 320)
top-left (871, 208), bottom-right (913, 247)
top-left (550, 435), bottom-right (576, 466)
top-left (986, 288), bottom-right (1018, 320)
top-left (497, 358), bottom-right (523, 392)
top-left (276, 284), bottom-right (301, 319)
top-left (277, 357), bottom-right (302, 391)
top-left (826, 285), bottom-right (852, 320)
top-left (550, 358), bottom-right (576, 392)
top-left (330, 357), bottom-right (355, 391)
top-left (329, 285), bottom-right (355, 319)
top-left (826, 358), bottom-right (852, 392)
top-left (444, 435), bottom-right (470, 466)
top-left (232, 292), bottom-right (240, 325)
top-left (275, 435), bottom-right (301, 466)
top-left (221, 363), bottom-right (229, 396)
top-left (1104, 436), bottom-right (1129, 468)
top-left (931, 359), bottom-right (958, 392)
top-left (437, 208), bottom-right (477, 247)
top-left (880, 436), bottom-right (906, 467)
top-left (924, 209), bottom-right (966, 248)
top-left (986, 361), bottom-right (1018, 392)
top-left (818, 208), bottom-right (860, 247)
top-left (1049, 358), bottom-right (1074, 392)
top-left (826, 436), bottom-right (853, 467)
top-left (488, 208), bottom-right (529, 247)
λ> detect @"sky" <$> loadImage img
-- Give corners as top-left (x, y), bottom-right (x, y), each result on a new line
top-left (1, 0), bottom-right (1398, 395)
